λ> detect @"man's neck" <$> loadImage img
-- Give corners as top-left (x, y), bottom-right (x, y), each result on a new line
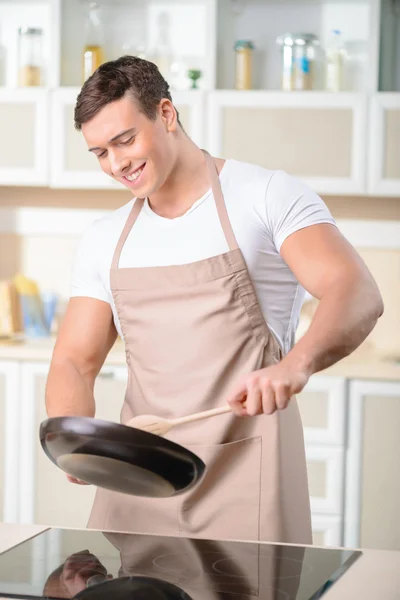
top-left (148, 141), bottom-right (222, 219)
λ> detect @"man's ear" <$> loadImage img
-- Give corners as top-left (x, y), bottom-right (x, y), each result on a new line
top-left (160, 99), bottom-right (177, 133)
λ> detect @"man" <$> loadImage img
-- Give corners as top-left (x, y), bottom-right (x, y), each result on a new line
top-left (45, 56), bottom-right (383, 544)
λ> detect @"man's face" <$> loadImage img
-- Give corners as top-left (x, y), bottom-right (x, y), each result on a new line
top-left (82, 94), bottom-right (177, 196)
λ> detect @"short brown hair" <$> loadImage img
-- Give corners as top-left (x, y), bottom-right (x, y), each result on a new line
top-left (74, 55), bottom-right (181, 131)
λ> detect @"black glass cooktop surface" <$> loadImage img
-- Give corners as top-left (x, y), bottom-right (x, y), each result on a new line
top-left (0, 528), bottom-right (361, 599)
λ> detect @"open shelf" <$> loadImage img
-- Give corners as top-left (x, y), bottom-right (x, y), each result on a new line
top-left (0, 0), bottom-right (55, 88)
top-left (60, 0), bottom-right (215, 90)
top-left (217, 0), bottom-right (378, 92)
top-left (0, 0), bottom-right (397, 94)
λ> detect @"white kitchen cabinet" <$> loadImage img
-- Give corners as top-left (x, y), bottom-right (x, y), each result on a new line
top-left (3, 348), bottom-right (398, 551)
top-left (207, 91), bottom-right (368, 195)
top-left (0, 89), bottom-right (48, 186)
top-left (0, 0), bottom-right (394, 199)
top-left (311, 515), bottom-right (342, 547)
top-left (18, 361), bottom-right (127, 527)
top-left (0, 360), bottom-right (20, 523)
top-left (297, 375), bottom-right (347, 545)
top-left (368, 93), bottom-right (400, 196)
top-left (50, 87), bottom-right (206, 189)
top-left (306, 446), bottom-right (345, 515)
top-left (297, 376), bottom-right (347, 446)
top-left (344, 379), bottom-right (400, 551)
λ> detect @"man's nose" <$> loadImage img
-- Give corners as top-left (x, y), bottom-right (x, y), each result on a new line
top-left (109, 153), bottom-right (131, 177)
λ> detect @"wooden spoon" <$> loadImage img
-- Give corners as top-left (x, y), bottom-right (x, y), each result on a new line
top-left (127, 405), bottom-right (231, 437)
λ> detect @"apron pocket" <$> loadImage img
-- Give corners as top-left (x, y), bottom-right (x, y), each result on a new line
top-left (179, 436), bottom-right (262, 542)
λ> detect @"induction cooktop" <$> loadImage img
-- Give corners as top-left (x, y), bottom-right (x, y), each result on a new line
top-left (0, 528), bottom-right (361, 599)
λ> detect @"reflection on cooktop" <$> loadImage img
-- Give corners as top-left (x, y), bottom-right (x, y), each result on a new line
top-left (0, 528), bottom-right (361, 599)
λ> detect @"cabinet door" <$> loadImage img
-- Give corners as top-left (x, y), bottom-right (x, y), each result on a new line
top-left (0, 90), bottom-right (48, 185)
top-left (19, 361), bottom-right (127, 528)
top-left (345, 380), bottom-right (400, 550)
top-left (50, 88), bottom-right (205, 189)
top-left (207, 91), bottom-right (367, 195)
top-left (297, 376), bottom-right (346, 445)
top-left (306, 446), bottom-right (345, 515)
top-left (0, 361), bottom-right (20, 523)
top-left (311, 515), bottom-right (342, 547)
top-left (368, 93), bottom-right (400, 196)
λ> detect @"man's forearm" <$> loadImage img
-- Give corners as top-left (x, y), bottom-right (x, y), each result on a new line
top-left (284, 275), bottom-right (384, 376)
top-left (45, 359), bottom-right (96, 418)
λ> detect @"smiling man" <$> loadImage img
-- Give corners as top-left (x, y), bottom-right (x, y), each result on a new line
top-left (45, 55), bottom-right (383, 544)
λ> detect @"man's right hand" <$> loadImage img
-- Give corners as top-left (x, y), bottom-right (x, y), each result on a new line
top-left (45, 297), bottom-right (118, 488)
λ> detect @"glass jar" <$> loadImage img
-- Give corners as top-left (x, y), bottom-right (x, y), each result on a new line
top-left (17, 27), bottom-right (44, 86)
top-left (276, 33), bottom-right (319, 91)
top-left (82, 2), bottom-right (105, 82)
top-left (234, 40), bottom-right (254, 90)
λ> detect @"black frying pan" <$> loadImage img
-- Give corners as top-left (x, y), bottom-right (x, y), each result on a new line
top-left (39, 416), bottom-right (205, 498)
top-left (74, 576), bottom-right (193, 599)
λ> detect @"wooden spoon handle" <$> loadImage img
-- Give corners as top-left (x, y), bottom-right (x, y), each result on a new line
top-left (171, 405), bottom-right (231, 426)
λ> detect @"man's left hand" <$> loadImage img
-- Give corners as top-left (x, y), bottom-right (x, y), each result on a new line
top-left (227, 361), bottom-right (310, 417)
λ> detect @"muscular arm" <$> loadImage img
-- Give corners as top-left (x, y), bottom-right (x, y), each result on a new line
top-left (228, 223), bottom-right (384, 416)
top-left (45, 297), bottom-right (118, 418)
top-left (280, 223), bottom-right (384, 375)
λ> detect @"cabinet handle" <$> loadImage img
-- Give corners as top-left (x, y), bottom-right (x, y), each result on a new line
top-left (99, 370), bottom-right (115, 379)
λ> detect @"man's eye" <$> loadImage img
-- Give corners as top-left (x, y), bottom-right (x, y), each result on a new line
top-left (120, 136), bottom-right (134, 145)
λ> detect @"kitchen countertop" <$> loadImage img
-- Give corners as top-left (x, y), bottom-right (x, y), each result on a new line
top-left (0, 336), bottom-right (400, 381)
top-left (0, 523), bottom-right (399, 600)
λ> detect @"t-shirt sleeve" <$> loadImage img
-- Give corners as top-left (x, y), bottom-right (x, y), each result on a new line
top-left (70, 222), bottom-right (110, 304)
top-left (265, 170), bottom-right (337, 253)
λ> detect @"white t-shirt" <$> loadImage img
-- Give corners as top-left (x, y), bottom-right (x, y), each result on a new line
top-left (70, 159), bottom-right (336, 354)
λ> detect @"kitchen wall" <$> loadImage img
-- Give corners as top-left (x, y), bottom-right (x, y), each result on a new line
top-left (1, 187), bottom-right (399, 356)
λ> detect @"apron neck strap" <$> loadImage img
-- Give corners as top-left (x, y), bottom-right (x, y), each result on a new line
top-left (111, 150), bottom-right (238, 269)
top-left (202, 149), bottom-right (238, 251)
top-left (111, 197), bottom-right (144, 270)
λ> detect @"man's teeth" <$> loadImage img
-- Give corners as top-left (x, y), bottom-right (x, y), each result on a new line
top-left (126, 166), bottom-right (144, 182)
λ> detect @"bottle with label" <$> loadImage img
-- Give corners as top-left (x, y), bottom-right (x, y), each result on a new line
top-left (234, 40), bottom-right (254, 90)
top-left (82, 1), bottom-right (105, 82)
top-left (325, 29), bottom-right (345, 92)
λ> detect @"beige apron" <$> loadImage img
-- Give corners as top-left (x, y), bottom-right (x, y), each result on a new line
top-left (88, 151), bottom-right (312, 544)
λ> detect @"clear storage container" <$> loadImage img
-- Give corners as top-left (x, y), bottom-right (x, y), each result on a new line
top-left (276, 33), bottom-right (319, 91)
top-left (18, 27), bottom-right (44, 86)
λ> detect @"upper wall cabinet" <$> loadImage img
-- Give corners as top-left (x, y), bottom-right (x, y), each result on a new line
top-left (0, 0), bottom-right (397, 196)
top-left (0, 89), bottom-right (48, 186)
top-left (368, 93), bottom-right (400, 196)
top-left (207, 91), bottom-right (368, 195)
top-left (0, 0), bottom-right (382, 93)
top-left (50, 87), bottom-right (205, 189)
